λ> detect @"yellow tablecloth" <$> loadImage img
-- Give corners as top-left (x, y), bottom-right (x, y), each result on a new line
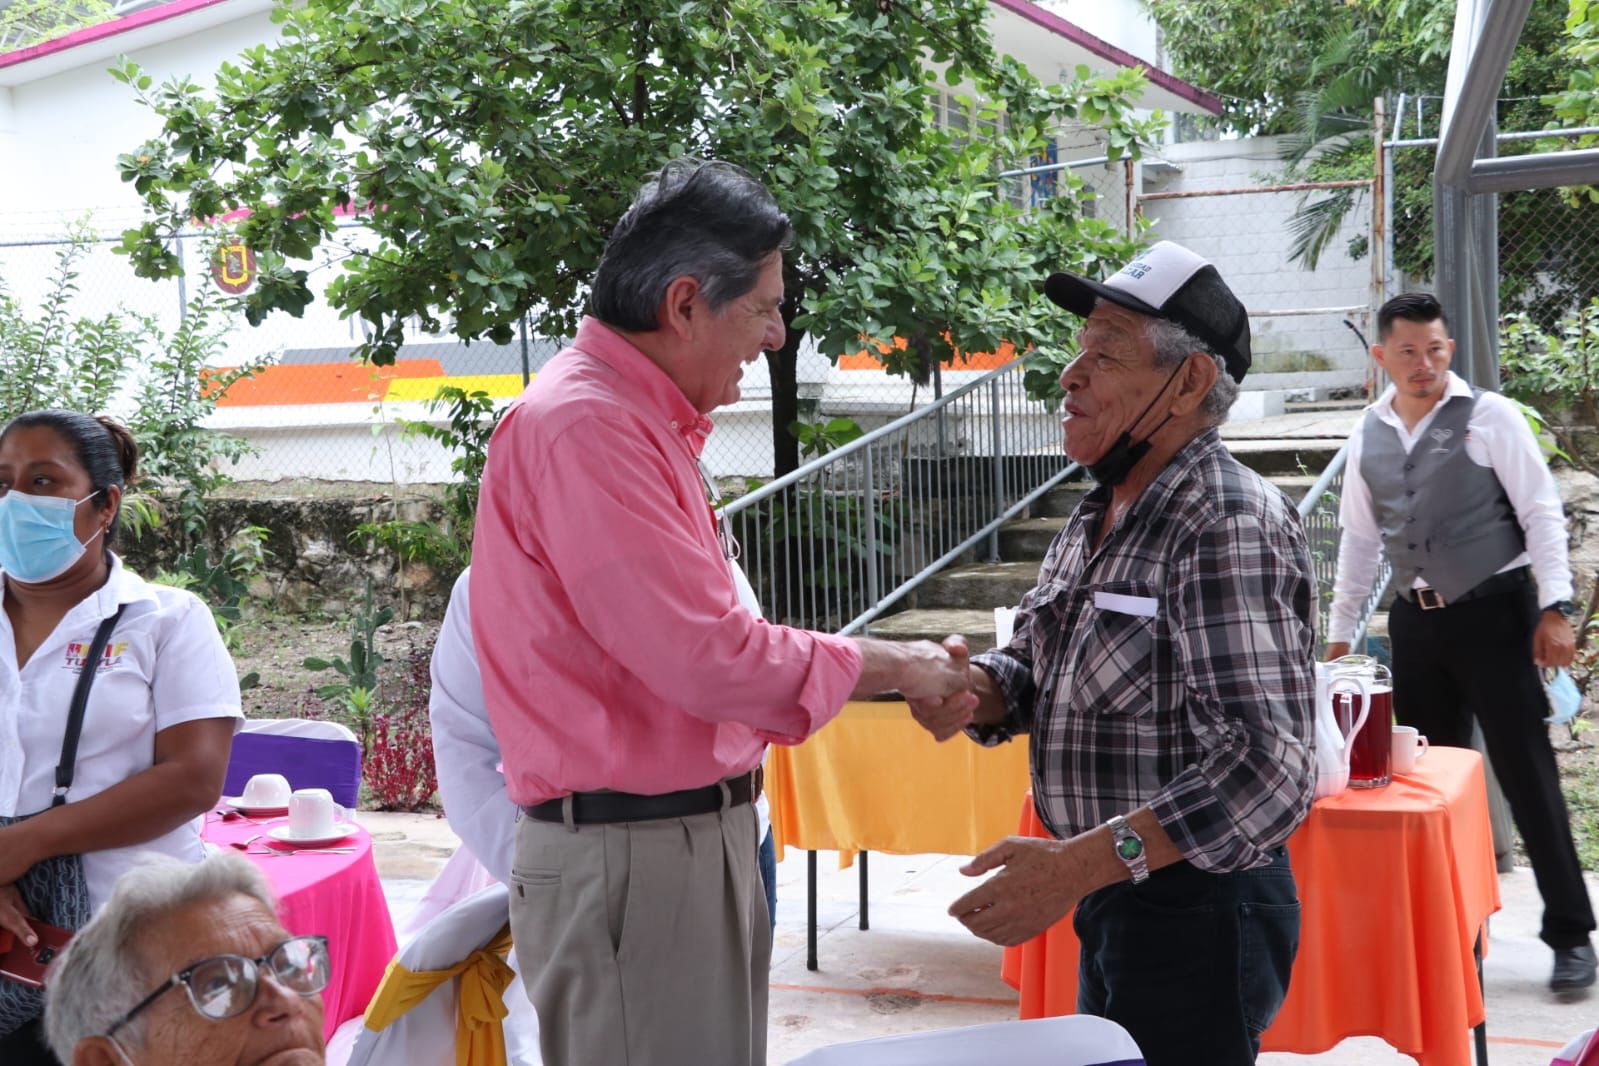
top-left (767, 700), bottom-right (1032, 863)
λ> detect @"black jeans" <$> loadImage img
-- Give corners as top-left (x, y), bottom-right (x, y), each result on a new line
top-left (1075, 846), bottom-right (1299, 1065)
top-left (0, 1017), bottom-right (59, 1065)
top-left (1389, 580), bottom-right (1596, 949)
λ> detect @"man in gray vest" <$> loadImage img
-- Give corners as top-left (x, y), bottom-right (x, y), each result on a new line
top-left (1325, 291), bottom-right (1595, 997)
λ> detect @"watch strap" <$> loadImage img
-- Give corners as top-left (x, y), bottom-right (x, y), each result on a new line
top-left (1106, 814), bottom-right (1149, 885)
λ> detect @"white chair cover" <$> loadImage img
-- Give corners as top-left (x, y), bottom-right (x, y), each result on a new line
top-left (240, 717), bottom-right (359, 742)
top-left (330, 883), bottom-right (541, 1066)
top-left (396, 846), bottom-right (499, 947)
top-left (785, 1015), bottom-right (1144, 1066)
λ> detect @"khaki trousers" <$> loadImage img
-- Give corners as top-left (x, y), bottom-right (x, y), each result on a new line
top-left (510, 801), bottom-right (770, 1066)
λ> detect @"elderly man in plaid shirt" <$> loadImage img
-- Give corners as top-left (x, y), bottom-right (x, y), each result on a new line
top-left (911, 242), bottom-right (1317, 1065)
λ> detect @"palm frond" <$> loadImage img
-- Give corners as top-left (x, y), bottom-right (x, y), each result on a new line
top-left (1288, 188), bottom-right (1360, 270)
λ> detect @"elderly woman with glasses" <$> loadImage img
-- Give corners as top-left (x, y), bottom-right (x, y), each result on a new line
top-left (42, 853), bottom-right (328, 1066)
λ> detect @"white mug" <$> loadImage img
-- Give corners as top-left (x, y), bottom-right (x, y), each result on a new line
top-left (287, 788), bottom-right (348, 839)
top-left (1392, 726), bottom-right (1429, 774)
top-left (240, 773), bottom-right (291, 808)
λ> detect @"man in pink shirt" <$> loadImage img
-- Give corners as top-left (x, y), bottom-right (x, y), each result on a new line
top-left (471, 159), bottom-right (975, 1066)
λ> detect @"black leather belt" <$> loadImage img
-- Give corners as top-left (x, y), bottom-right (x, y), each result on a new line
top-left (523, 767), bottom-right (763, 826)
top-left (1399, 566), bottom-right (1530, 610)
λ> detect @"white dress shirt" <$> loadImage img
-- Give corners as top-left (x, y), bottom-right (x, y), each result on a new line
top-left (0, 554), bottom-right (242, 911)
top-left (1328, 372), bottom-right (1574, 643)
top-left (430, 567), bottom-right (772, 886)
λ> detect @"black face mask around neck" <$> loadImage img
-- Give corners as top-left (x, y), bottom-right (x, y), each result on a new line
top-left (1082, 361), bottom-right (1186, 488)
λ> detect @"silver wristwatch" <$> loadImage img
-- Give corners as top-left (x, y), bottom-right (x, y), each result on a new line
top-left (1106, 814), bottom-right (1149, 884)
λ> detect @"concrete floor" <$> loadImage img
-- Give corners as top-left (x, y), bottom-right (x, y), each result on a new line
top-left (361, 810), bottom-right (1598, 1065)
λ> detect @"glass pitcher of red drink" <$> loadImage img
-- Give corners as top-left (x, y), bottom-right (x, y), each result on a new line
top-left (1332, 654), bottom-right (1393, 789)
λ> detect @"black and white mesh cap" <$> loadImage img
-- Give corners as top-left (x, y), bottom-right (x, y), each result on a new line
top-left (1044, 241), bottom-right (1252, 382)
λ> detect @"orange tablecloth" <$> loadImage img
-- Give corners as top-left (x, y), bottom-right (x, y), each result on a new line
top-left (768, 700), bottom-right (1031, 862)
top-left (1000, 747), bottom-right (1501, 1066)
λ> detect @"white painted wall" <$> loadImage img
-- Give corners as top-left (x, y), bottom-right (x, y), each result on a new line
top-left (1139, 136), bottom-right (1375, 380)
top-left (3, 10), bottom-right (282, 228)
top-left (1036, 0), bottom-right (1158, 63)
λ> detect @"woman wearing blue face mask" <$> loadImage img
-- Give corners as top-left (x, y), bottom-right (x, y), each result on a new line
top-left (0, 411), bottom-right (242, 1064)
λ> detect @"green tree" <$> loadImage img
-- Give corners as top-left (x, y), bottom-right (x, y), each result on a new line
top-left (114, 0), bottom-right (1156, 476)
top-left (1151, 0), bottom-right (1599, 320)
top-left (0, 0), bottom-right (112, 51)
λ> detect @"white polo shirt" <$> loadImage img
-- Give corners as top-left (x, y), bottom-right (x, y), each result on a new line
top-left (0, 553), bottom-right (242, 911)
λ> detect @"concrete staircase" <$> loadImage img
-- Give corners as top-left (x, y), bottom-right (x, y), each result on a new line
top-left (866, 407), bottom-right (1356, 651)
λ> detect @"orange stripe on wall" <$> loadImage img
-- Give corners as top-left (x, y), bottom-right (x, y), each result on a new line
top-left (838, 340), bottom-right (1018, 372)
top-left (210, 360), bottom-right (446, 407)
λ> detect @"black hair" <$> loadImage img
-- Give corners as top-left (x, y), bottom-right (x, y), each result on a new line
top-left (1377, 292), bottom-right (1450, 341)
top-left (0, 410), bottom-right (139, 545)
top-left (590, 159), bottom-right (793, 331)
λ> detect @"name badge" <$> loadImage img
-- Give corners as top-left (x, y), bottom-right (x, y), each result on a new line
top-left (1093, 590), bottom-right (1158, 617)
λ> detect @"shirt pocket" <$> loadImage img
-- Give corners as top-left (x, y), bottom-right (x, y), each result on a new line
top-left (1069, 580), bottom-right (1158, 717)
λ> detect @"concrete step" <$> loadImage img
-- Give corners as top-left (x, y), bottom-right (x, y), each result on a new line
top-left (911, 561), bottom-right (1040, 610)
top-left (1222, 438), bottom-right (1346, 477)
top-left (1269, 474), bottom-right (1319, 505)
top-left (864, 607), bottom-right (1002, 653)
top-left (998, 516), bottom-right (1064, 559)
top-left (1030, 481), bottom-right (1090, 518)
top-left (1001, 473), bottom-right (1320, 560)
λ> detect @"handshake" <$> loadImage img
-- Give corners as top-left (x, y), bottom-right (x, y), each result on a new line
top-left (857, 634), bottom-right (982, 742)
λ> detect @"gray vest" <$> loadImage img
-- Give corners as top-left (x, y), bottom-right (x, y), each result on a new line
top-left (1359, 390), bottom-right (1525, 601)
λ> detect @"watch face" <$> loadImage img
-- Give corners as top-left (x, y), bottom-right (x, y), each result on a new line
top-left (1116, 835), bottom-right (1144, 862)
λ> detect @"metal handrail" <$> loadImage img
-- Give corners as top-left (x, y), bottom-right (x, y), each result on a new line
top-left (1295, 443), bottom-right (1391, 650)
top-left (720, 363), bottom-right (1378, 645)
top-left (720, 357), bottom-right (1030, 518)
top-left (717, 357), bottom-right (1077, 636)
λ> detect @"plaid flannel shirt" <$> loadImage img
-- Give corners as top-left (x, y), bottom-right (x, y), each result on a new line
top-left (972, 430), bottom-right (1317, 872)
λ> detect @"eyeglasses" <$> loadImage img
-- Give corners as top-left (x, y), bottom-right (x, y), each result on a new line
top-left (104, 935), bottom-right (330, 1038)
top-left (697, 460), bottom-right (741, 562)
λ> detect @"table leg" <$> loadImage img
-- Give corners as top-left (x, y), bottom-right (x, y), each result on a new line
top-left (859, 851), bottom-right (869, 931)
top-left (1474, 929), bottom-right (1489, 1066)
top-left (807, 850), bottom-right (818, 972)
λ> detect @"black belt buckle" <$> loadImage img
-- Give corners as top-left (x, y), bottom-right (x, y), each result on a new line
top-left (1415, 586), bottom-right (1446, 610)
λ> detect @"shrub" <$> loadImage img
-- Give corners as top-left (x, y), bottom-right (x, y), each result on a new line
top-left (362, 635), bottom-right (439, 812)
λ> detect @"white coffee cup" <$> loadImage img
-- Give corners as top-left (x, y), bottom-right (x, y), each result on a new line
top-left (1392, 725), bottom-right (1429, 774)
top-left (287, 788), bottom-right (348, 839)
top-left (240, 773), bottom-right (291, 809)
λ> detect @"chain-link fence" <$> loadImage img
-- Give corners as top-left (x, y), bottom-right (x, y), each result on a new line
top-left (1133, 143), bottom-right (1378, 392)
top-left (1385, 116), bottom-right (1599, 331)
top-left (0, 123), bottom-right (1121, 486)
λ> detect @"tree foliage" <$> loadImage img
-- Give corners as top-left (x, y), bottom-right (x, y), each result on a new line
top-left (0, 0), bottom-right (112, 51)
top-left (115, 0), bottom-right (1158, 474)
top-left (1150, 0), bottom-right (1599, 321)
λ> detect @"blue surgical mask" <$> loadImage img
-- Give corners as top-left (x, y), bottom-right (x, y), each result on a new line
top-left (1546, 667), bottom-right (1583, 726)
top-left (0, 489), bottom-right (104, 584)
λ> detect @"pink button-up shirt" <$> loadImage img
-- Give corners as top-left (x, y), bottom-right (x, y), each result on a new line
top-left (471, 317), bottom-right (864, 805)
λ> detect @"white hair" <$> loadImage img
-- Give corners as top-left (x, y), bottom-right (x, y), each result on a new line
top-left (44, 852), bottom-right (277, 1060)
top-left (1144, 317), bottom-right (1238, 426)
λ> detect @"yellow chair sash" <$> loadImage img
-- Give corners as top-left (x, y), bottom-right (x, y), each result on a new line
top-left (364, 923), bottom-right (516, 1066)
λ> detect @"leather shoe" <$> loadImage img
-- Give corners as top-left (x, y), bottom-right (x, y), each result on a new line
top-left (1551, 944), bottom-right (1597, 998)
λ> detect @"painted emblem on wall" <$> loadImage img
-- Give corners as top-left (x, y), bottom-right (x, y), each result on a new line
top-left (212, 240), bottom-right (256, 295)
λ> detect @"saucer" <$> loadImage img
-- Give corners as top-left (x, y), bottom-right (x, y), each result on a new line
top-left (222, 798), bottom-right (290, 817)
top-left (267, 823), bottom-right (358, 848)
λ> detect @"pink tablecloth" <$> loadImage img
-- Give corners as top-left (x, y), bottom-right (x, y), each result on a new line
top-left (203, 812), bottom-right (397, 1038)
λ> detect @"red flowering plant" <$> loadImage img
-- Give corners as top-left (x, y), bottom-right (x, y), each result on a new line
top-left (363, 636), bottom-right (439, 811)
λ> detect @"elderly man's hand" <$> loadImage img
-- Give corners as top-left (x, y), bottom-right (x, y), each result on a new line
top-left (948, 837), bottom-right (1087, 947)
top-left (906, 637), bottom-right (977, 741)
top-left (897, 636), bottom-right (979, 702)
top-left (0, 883), bottom-right (36, 948)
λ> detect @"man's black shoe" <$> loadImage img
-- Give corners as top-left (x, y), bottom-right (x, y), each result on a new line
top-left (1551, 944), bottom-right (1597, 998)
